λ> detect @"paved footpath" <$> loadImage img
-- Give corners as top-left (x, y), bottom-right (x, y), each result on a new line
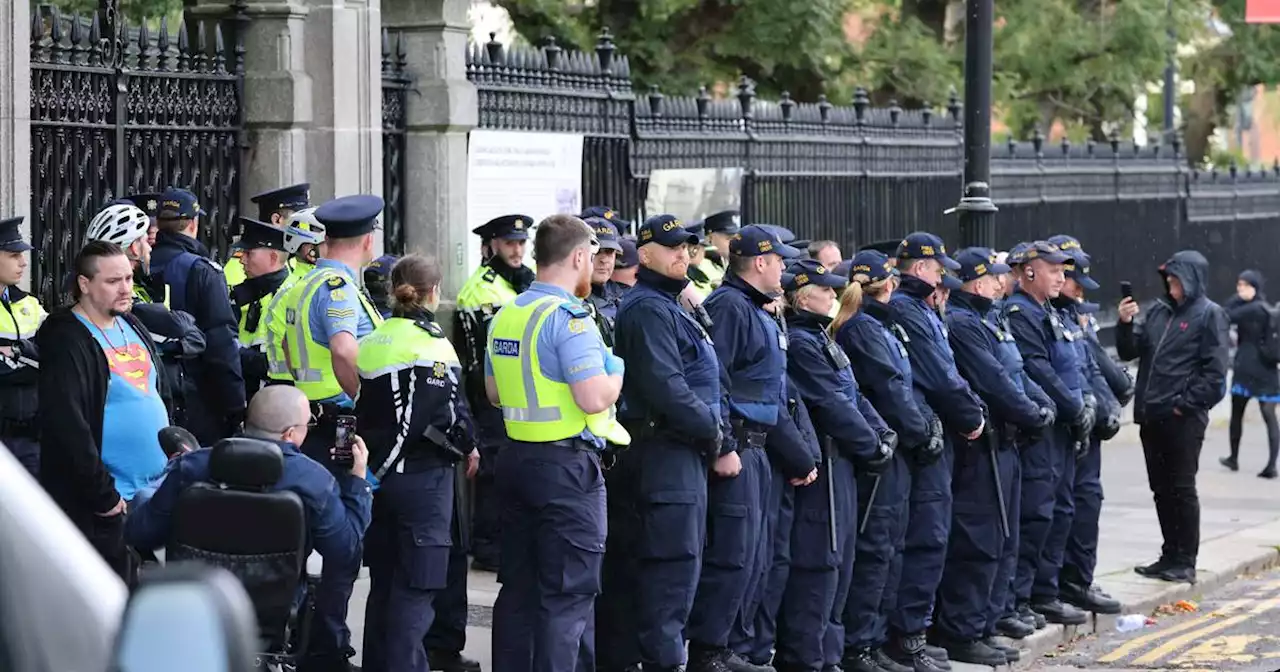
top-left (345, 401), bottom-right (1280, 671)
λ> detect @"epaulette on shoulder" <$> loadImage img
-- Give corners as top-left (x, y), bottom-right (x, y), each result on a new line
top-left (414, 318), bottom-right (445, 338)
top-left (326, 275), bottom-right (347, 289)
top-left (1007, 304), bottom-right (1021, 313)
top-left (559, 301), bottom-right (590, 319)
top-left (482, 267), bottom-right (498, 283)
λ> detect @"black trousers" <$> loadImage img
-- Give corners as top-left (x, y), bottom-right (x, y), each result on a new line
top-left (1139, 412), bottom-right (1209, 567)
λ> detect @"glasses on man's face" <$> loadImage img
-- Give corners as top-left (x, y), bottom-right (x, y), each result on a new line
top-left (280, 413), bottom-right (317, 434)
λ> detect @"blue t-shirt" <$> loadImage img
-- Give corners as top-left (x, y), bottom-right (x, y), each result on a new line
top-left (75, 313), bottom-right (170, 500)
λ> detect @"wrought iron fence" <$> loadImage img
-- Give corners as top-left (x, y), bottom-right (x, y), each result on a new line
top-left (29, 3), bottom-right (247, 307)
top-left (464, 31), bottom-right (1280, 320)
top-left (381, 28), bottom-right (410, 255)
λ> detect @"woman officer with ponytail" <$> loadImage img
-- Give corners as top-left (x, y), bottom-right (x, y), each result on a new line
top-left (356, 255), bottom-right (480, 672)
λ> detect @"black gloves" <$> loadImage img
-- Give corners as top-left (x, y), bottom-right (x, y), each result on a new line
top-left (914, 416), bottom-right (946, 466)
top-left (863, 428), bottom-right (897, 473)
top-left (1072, 394), bottom-right (1097, 459)
top-left (1095, 412), bottom-right (1122, 441)
top-left (1116, 369), bottom-right (1136, 407)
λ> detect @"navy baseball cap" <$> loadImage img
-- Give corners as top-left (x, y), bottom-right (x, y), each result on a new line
top-left (683, 219), bottom-right (706, 241)
top-left (251, 183), bottom-right (311, 220)
top-left (122, 192), bottom-right (162, 218)
top-left (1006, 242), bottom-right (1032, 265)
top-left (365, 254), bottom-right (398, 278)
top-left (848, 250), bottom-right (896, 282)
top-left (1065, 250), bottom-right (1100, 290)
top-left (0, 216), bottom-right (31, 252)
top-left (1047, 234), bottom-right (1083, 255)
top-left (730, 224), bottom-right (802, 258)
top-left (580, 206), bottom-right (632, 237)
top-left (954, 247), bottom-right (1012, 283)
top-left (472, 214), bottom-right (532, 242)
top-left (237, 217), bottom-right (286, 251)
top-left (755, 224), bottom-right (796, 244)
top-left (314, 194), bottom-right (384, 239)
top-left (940, 273), bottom-right (963, 290)
top-left (896, 231), bottom-right (960, 271)
top-left (584, 216), bottom-right (622, 253)
top-left (615, 237), bottom-right (639, 269)
top-left (158, 187), bottom-right (206, 220)
top-left (782, 258), bottom-right (848, 291)
top-left (638, 214), bottom-right (698, 248)
top-left (703, 210), bottom-right (741, 235)
top-left (833, 259), bottom-right (853, 278)
top-left (1020, 240), bottom-right (1071, 265)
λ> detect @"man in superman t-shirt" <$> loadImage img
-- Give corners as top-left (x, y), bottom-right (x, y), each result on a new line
top-left (73, 307), bottom-right (170, 503)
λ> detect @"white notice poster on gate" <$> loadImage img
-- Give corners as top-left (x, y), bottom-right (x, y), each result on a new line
top-left (466, 130), bottom-right (585, 271)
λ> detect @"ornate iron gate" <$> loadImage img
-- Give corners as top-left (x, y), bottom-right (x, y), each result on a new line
top-left (381, 29), bottom-right (410, 256)
top-left (29, 2), bottom-right (248, 306)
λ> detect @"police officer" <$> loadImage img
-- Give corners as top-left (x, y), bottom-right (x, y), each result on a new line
top-left (685, 219), bottom-right (717, 300)
top-left (584, 217), bottom-right (626, 344)
top-left (363, 254), bottom-right (399, 319)
top-left (148, 186), bottom-right (246, 445)
top-left (598, 215), bottom-right (727, 672)
top-left (781, 258), bottom-right (894, 671)
top-left (263, 207), bottom-right (327, 386)
top-left (228, 183), bottom-right (312, 288)
top-left (1004, 241), bottom-right (1092, 627)
top-left (0, 216), bottom-right (45, 478)
top-left (485, 214), bottom-right (628, 672)
top-left (120, 191), bottom-right (162, 248)
top-left (231, 218), bottom-right (291, 400)
top-left (1046, 236), bottom-right (1126, 616)
top-left (612, 237), bottom-right (639, 288)
top-left (698, 210), bottom-right (740, 288)
top-left (581, 205), bottom-right (633, 238)
top-left (831, 250), bottom-right (931, 672)
top-left (457, 213), bottom-right (534, 572)
top-left (274, 194), bottom-right (384, 671)
top-left (356, 254), bottom-right (480, 672)
top-left (690, 223), bottom-right (816, 672)
top-left (932, 248), bottom-right (1054, 666)
top-left (886, 232), bottom-right (985, 672)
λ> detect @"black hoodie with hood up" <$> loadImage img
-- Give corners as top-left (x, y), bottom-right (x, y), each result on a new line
top-left (1117, 250), bottom-right (1231, 423)
top-left (1223, 270), bottom-right (1280, 398)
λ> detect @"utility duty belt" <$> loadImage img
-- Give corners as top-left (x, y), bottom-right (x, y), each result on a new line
top-left (730, 418), bottom-right (768, 450)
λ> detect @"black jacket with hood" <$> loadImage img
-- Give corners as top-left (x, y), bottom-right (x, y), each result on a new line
top-left (37, 307), bottom-right (172, 525)
top-left (1223, 270), bottom-right (1280, 398)
top-left (1117, 250), bottom-right (1231, 424)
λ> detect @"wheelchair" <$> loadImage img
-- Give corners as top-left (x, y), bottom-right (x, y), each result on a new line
top-left (165, 438), bottom-right (318, 671)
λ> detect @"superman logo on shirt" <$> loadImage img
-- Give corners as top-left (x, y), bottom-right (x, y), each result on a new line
top-left (107, 343), bottom-right (153, 394)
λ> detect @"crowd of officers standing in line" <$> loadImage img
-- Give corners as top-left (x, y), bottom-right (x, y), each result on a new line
top-left (0, 183), bottom-right (1222, 672)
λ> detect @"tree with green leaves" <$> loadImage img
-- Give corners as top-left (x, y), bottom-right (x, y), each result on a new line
top-left (30, 0), bottom-right (182, 23)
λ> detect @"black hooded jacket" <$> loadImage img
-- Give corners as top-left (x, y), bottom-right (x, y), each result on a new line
top-left (1117, 250), bottom-right (1231, 423)
top-left (1223, 270), bottom-right (1280, 398)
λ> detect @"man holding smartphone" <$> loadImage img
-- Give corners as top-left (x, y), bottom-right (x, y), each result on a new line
top-left (1116, 251), bottom-right (1230, 584)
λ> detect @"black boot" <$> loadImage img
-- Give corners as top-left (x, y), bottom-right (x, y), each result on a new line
top-left (1134, 556), bottom-right (1174, 577)
top-left (841, 649), bottom-right (887, 672)
top-left (687, 647), bottom-right (733, 672)
top-left (1260, 466), bottom-right (1277, 479)
top-left (1030, 599), bottom-right (1089, 625)
top-left (995, 614), bottom-right (1035, 639)
top-left (427, 650), bottom-right (482, 672)
top-left (934, 640), bottom-right (1006, 667)
top-left (1220, 455), bottom-right (1239, 471)
top-left (886, 634), bottom-right (947, 672)
top-left (722, 651), bottom-right (774, 672)
top-left (921, 645), bottom-right (949, 670)
top-left (1153, 564), bottom-right (1197, 584)
top-left (1016, 602), bottom-right (1047, 629)
top-left (981, 637), bottom-right (1021, 663)
top-left (871, 648), bottom-right (913, 672)
top-left (1060, 580), bottom-right (1122, 615)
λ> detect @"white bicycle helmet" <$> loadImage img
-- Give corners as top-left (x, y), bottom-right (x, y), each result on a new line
top-left (87, 203), bottom-right (151, 246)
top-left (283, 207), bottom-right (326, 255)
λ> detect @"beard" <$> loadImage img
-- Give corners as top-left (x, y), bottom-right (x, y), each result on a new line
top-left (574, 273), bottom-right (591, 299)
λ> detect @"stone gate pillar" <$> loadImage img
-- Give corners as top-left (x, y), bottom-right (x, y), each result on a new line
top-left (382, 0), bottom-right (476, 298)
top-left (1, 0), bottom-right (31, 257)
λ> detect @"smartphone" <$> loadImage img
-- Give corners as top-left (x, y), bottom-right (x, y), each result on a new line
top-left (1120, 281), bottom-right (1133, 300)
top-left (333, 415), bottom-right (356, 468)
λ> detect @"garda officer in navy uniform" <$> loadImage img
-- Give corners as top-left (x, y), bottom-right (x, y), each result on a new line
top-left (231, 217), bottom-right (291, 401)
top-left (148, 187), bottom-right (247, 444)
top-left (1047, 236), bottom-right (1126, 616)
top-left (364, 254), bottom-right (399, 319)
top-left (357, 255), bottom-right (481, 672)
top-left (121, 192), bottom-right (162, 248)
top-left (1003, 241), bottom-right (1093, 627)
top-left (612, 237), bottom-right (639, 288)
top-left (780, 258), bottom-right (895, 671)
top-left (832, 250), bottom-right (932, 672)
top-left (598, 215), bottom-right (730, 672)
top-left (584, 217), bottom-right (626, 343)
top-left (931, 249), bottom-right (1054, 666)
top-left (887, 232), bottom-right (985, 672)
top-left (690, 223), bottom-right (817, 672)
top-left (0, 216), bottom-right (45, 477)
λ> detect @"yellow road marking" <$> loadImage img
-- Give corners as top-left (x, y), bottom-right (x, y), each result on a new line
top-left (1098, 597), bottom-right (1254, 663)
top-left (1170, 634), bottom-right (1272, 665)
top-left (1134, 595), bottom-right (1280, 664)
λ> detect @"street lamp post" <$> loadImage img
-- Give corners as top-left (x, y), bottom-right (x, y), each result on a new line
top-left (956, 0), bottom-right (998, 248)
top-left (1163, 0), bottom-right (1176, 139)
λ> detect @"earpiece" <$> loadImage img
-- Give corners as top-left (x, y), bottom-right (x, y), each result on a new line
top-left (1026, 268), bottom-right (1035, 280)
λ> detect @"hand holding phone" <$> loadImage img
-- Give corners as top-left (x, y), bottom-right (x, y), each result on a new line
top-left (1118, 281), bottom-right (1140, 324)
top-left (1120, 281), bottom-right (1133, 300)
top-left (332, 415), bottom-right (356, 469)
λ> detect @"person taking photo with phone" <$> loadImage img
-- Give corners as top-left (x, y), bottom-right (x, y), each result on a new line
top-left (1116, 250), bottom-right (1230, 584)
